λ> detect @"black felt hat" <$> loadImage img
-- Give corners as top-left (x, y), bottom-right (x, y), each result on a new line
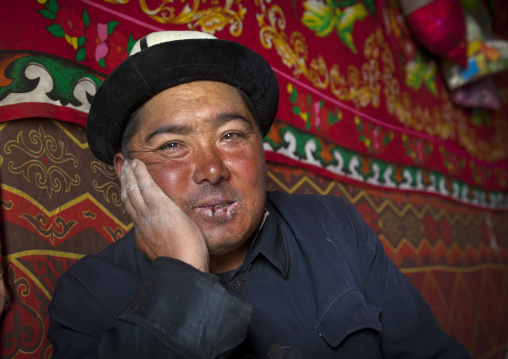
top-left (86, 31), bottom-right (279, 164)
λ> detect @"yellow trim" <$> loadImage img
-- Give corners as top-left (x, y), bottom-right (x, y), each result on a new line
top-left (1, 184), bottom-right (131, 231)
top-left (400, 263), bottom-right (508, 274)
top-left (51, 119), bottom-right (89, 149)
top-left (3, 251), bottom-right (85, 300)
top-left (0, 122), bottom-right (9, 131)
top-left (4, 250), bottom-right (85, 261)
top-left (267, 171), bottom-right (337, 195)
top-left (8, 258), bottom-right (53, 299)
top-left (337, 182), bottom-right (482, 225)
top-left (267, 171), bottom-right (484, 225)
top-left (380, 236), bottom-right (466, 254)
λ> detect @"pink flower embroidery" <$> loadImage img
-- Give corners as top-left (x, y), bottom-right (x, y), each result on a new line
top-left (373, 127), bottom-right (380, 152)
top-left (85, 22), bottom-right (109, 63)
top-left (95, 23), bottom-right (109, 62)
top-left (313, 101), bottom-right (321, 128)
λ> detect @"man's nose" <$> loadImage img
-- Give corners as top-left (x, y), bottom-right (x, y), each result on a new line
top-left (192, 146), bottom-right (231, 185)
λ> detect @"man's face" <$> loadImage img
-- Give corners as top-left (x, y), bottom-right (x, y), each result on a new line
top-left (119, 81), bottom-right (267, 256)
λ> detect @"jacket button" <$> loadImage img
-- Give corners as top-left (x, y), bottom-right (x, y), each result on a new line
top-left (230, 275), bottom-right (244, 293)
top-left (268, 344), bottom-right (284, 358)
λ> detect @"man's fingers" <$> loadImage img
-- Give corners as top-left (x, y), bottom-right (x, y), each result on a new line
top-left (120, 159), bottom-right (147, 214)
top-left (130, 159), bottom-right (176, 209)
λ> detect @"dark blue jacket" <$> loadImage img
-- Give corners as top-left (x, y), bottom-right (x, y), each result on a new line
top-left (48, 192), bottom-right (471, 358)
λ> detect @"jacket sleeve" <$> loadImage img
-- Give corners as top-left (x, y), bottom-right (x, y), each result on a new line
top-left (338, 197), bottom-right (471, 359)
top-left (49, 257), bottom-right (252, 359)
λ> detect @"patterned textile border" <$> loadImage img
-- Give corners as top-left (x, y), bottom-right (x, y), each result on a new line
top-left (0, 0), bottom-right (507, 208)
top-left (1, 251), bottom-right (81, 359)
top-left (1, 50), bottom-right (507, 209)
top-left (0, 118), bottom-right (132, 359)
top-left (0, 119), bottom-right (506, 358)
top-left (266, 162), bottom-right (508, 359)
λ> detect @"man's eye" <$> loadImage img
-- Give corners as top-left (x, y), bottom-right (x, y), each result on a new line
top-left (222, 132), bottom-right (242, 141)
top-left (160, 142), bottom-right (180, 151)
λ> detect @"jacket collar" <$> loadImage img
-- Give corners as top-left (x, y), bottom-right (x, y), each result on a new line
top-left (248, 199), bottom-right (290, 277)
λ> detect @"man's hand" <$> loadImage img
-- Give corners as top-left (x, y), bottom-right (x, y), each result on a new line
top-left (120, 159), bottom-right (209, 272)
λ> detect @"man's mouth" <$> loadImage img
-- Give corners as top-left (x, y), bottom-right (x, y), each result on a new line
top-left (208, 202), bottom-right (233, 209)
top-left (194, 200), bottom-right (238, 217)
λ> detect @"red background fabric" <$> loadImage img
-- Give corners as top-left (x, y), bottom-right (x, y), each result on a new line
top-left (0, 1), bottom-right (507, 358)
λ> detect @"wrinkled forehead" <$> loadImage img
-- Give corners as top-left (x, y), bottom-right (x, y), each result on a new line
top-left (138, 81), bottom-right (260, 128)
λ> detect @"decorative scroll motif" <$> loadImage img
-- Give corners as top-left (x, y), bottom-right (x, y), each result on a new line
top-left (17, 255), bottom-right (77, 300)
top-left (3, 266), bottom-right (46, 359)
top-left (4, 126), bottom-right (80, 198)
top-left (104, 0), bottom-right (247, 36)
top-left (457, 110), bottom-right (508, 163)
top-left (265, 122), bottom-right (508, 209)
top-left (278, 81), bottom-right (506, 194)
top-left (143, 0), bottom-right (247, 36)
top-left (51, 120), bottom-right (89, 149)
top-left (91, 160), bottom-right (124, 213)
top-left (1, 183), bottom-right (133, 245)
top-left (2, 254), bottom-right (78, 358)
top-left (21, 214), bottom-right (77, 244)
top-left (0, 54), bottom-right (101, 113)
top-left (2, 198), bottom-right (13, 210)
top-left (82, 210), bottom-right (97, 219)
top-left (380, 13), bottom-right (507, 161)
top-left (331, 29), bottom-right (382, 108)
top-left (257, 2), bottom-right (506, 162)
top-left (256, 0), bottom-right (382, 109)
top-left (104, 226), bottom-right (126, 241)
top-left (380, 39), bottom-right (456, 142)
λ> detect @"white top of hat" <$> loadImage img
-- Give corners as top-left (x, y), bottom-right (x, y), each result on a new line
top-left (130, 31), bottom-right (218, 56)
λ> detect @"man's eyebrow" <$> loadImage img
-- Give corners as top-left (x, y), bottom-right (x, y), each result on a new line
top-left (145, 124), bottom-right (192, 143)
top-left (213, 112), bottom-right (253, 128)
top-left (145, 112), bottom-right (254, 143)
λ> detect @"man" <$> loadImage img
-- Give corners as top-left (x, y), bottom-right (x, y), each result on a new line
top-left (48, 31), bottom-right (471, 358)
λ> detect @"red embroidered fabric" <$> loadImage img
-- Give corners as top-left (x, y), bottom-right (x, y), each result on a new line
top-left (0, 1), bottom-right (507, 358)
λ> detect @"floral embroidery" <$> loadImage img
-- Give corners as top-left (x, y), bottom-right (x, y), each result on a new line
top-left (56, 7), bottom-right (85, 41)
top-left (354, 116), bottom-right (393, 155)
top-left (106, 31), bottom-right (130, 70)
top-left (440, 146), bottom-right (466, 176)
top-left (287, 83), bottom-right (341, 132)
top-left (301, 0), bottom-right (374, 54)
top-left (38, 0), bottom-right (137, 69)
top-left (402, 134), bottom-right (433, 165)
top-left (382, 5), bottom-right (438, 96)
top-left (405, 55), bottom-right (438, 96)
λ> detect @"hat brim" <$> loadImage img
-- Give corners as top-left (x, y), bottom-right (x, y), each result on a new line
top-left (86, 39), bottom-right (279, 164)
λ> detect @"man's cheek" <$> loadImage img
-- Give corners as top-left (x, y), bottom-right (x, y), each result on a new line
top-left (149, 167), bottom-right (189, 201)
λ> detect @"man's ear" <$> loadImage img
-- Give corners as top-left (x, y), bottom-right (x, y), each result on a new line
top-left (113, 153), bottom-right (126, 181)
